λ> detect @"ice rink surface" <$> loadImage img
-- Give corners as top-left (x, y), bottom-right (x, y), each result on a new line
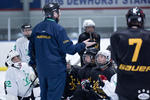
top-left (0, 38), bottom-right (110, 99)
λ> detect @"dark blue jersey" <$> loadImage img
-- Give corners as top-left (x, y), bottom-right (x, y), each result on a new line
top-left (29, 18), bottom-right (85, 77)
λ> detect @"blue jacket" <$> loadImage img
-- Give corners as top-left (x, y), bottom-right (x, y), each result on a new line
top-left (29, 18), bottom-right (85, 77)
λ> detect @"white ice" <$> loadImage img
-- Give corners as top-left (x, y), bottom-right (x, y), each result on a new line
top-left (0, 71), bottom-right (6, 100)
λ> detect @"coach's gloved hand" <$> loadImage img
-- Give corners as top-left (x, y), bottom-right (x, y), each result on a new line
top-left (81, 79), bottom-right (91, 91)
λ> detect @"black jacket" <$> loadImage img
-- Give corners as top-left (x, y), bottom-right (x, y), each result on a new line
top-left (62, 66), bottom-right (80, 99)
top-left (71, 64), bottom-right (98, 100)
top-left (111, 28), bottom-right (150, 99)
top-left (90, 63), bottom-right (116, 99)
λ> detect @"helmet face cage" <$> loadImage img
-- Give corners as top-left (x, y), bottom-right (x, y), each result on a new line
top-left (82, 54), bottom-right (95, 65)
top-left (5, 50), bottom-right (20, 67)
top-left (82, 48), bottom-right (98, 65)
top-left (11, 55), bottom-right (21, 63)
top-left (126, 7), bottom-right (145, 28)
top-left (95, 54), bottom-right (107, 66)
top-left (95, 50), bottom-right (111, 67)
top-left (43, 3), bottom-right (60, 18)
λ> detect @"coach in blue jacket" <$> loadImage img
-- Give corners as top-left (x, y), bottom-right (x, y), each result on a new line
top-left (28, 3), bottom-right (95, 100)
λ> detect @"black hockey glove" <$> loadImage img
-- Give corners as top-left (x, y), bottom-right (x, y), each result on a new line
top-left (81, 79), bottom-right (91, 91)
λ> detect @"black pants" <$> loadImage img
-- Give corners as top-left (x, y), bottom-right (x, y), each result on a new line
top-left (118, 95), bottom-right (142, 100)
top-left (118, 95), bottom-right (129, 100)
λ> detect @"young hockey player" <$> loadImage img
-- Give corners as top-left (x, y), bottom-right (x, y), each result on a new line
top-left (100, 73), bottom-right (118, 100)
top-left (78, 19), bottom-right (100, 66)
top-left (90, 50), bottom-right (116, 100)
top-left (71, 48), bottom-right (98, 100)
top-left (14, 24), bottom-right (32, 63)
top-left (111, 7), bottom-right (150, 100)
top-left (62, 60), bottom-right (81, 100)
top-left (4, 50), bottom-right (40, 100)
top-left (28, 3), bottom-right (95, 100)
top-left (78, 48), bottom-right (98, 80)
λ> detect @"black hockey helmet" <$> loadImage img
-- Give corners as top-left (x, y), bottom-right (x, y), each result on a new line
top-left (21, 24), bottom-right (32, 31)
top-left (126, 7), bottom-right (145, 28)
top-left (82, 48), bottom-right (98, 65)
top-left (43, 3), bottom-right (60, 18)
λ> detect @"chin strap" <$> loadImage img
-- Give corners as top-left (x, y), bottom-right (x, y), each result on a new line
top-left (12, 62), bottom-right (22, 70)
top-left (94, 61), bottom-right (111, 70)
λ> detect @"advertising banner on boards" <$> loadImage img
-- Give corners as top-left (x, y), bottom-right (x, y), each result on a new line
top-left (44, 0), bottom-right (150, 9)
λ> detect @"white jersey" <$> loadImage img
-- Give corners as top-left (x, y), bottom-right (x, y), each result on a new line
top-left (5, 62), bottom-right (33, 97)
top-left (102, 74), bottom-right (118, 100)
top-left (15, 36), bottom-right (30, 63)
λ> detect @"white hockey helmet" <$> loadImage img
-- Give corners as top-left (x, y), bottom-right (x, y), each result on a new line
top-left (95, 50), bottom-right (111, 67)
top-left (5, 50), bottom-right (20, 67)
top-left (83, 19), bottom-right (95, 29)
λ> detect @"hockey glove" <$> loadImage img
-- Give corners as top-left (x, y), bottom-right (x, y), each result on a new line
top-left (81, 79), bottom-right (91, 91)
top-left (98, 75), bottom-right (107, 87)
top-left (99, 75), bottom-right (107, 81)
top-left (29, 66), bottom-right (39, 86)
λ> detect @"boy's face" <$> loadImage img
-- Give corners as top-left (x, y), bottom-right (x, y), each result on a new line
top-left (96, 54), bottom-right (106, 65)
top-left (23, 28), bottom-right (32, 37)
top-left (53, 10), bottom-right (61, 22)
top-left (12, 56), bottom-right (21, 63)
top-left (84, 55), bottom-right (91, 63)
top-left (85, 26), bottom-right (95, 33)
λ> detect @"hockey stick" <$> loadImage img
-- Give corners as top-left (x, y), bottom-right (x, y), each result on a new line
top-left (21, 76), bottom-right (38, 100)
top-left (89, 89), bottom-right (109, 100)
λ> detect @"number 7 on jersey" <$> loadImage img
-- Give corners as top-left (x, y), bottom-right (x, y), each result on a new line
top-left (129, 38), bottom-right (143, 62)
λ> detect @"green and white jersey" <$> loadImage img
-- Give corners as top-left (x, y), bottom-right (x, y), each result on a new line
top-left (15, 36), bottom-right (30, 63)
top-left (5, 62), bottom-right (33, 97)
